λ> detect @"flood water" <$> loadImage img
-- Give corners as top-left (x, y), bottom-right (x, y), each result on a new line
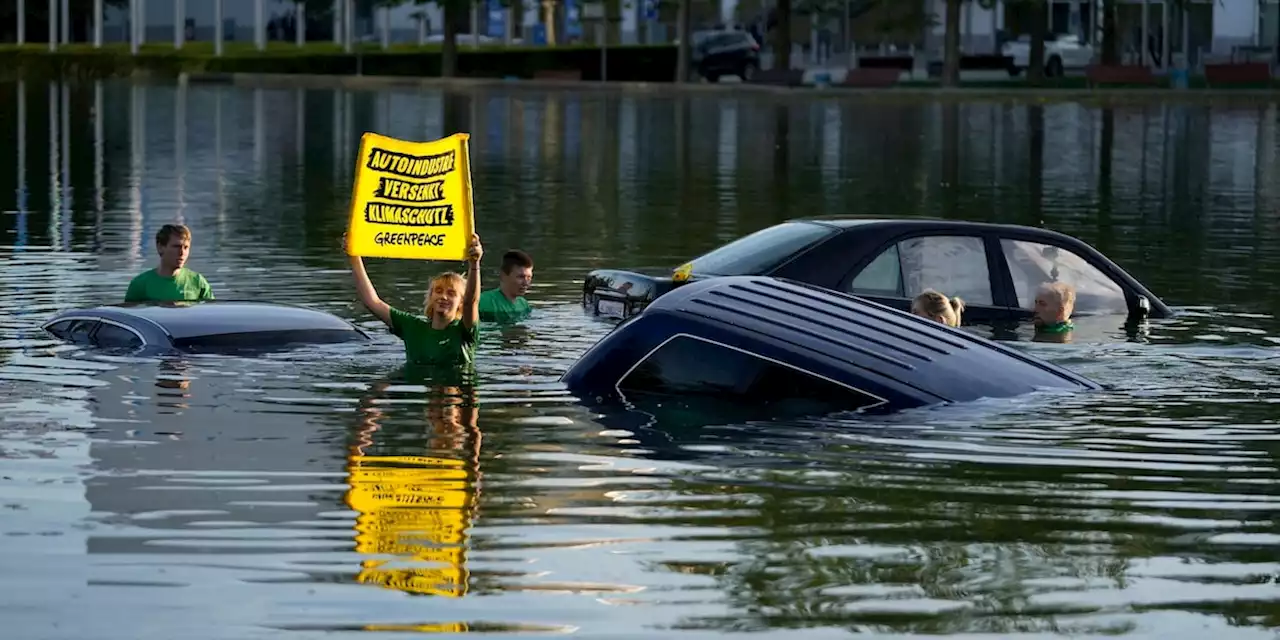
top-left (4, 79), bottom-right (1280, 638)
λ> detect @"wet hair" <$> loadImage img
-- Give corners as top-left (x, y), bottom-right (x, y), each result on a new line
top-left (500, 249), bottom-right (533, 274)
top-left (423, 271), bottom-right (467, 322)
top-left (156, 224), bottom-right (191, 247)
top-left (911, 289), bottom-right (965, 328)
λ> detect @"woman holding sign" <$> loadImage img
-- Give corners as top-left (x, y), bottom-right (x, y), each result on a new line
top-left (345, 233), bottom-right (484, 368)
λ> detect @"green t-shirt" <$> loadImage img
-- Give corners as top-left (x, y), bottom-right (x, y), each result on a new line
top-left (124, 268), bottom-right (214, 303)
top-left (478, 288), bottom-right (531, 323)
top-left (389, 307), bottom-right (479, 367)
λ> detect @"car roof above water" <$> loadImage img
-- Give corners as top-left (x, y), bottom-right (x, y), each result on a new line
top-left (643, 275), bottom-right (1100, 401)
top-left (797, 215), bottom-right (1057, 233)
top-left (59, 301), bottom-right (361, 339)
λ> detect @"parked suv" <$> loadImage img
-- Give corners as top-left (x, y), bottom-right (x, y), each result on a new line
top-left (691, 30), bottom-right (760, 82)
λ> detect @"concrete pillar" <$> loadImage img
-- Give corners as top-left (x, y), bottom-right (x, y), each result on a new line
top-left (130, 0), bottom-right (139, 54)
top-left (94, 0), bottom-right (103, 47)
top-left (297, 1), bottom-right (306, 46)
top-left (472, 4), bottom-right (481, 47)
top-left (48, 0), bottom-right (58, 51)
top-left (17, 0), bottom-right (24, 46)
top-left (334, 0), bottom-right (342, 45)
top-left (175, 0), bottom-right (185, 49)
top-left (344, 0), bottom-right (354, 53)
top-left (60, 0), bottom-right (69, 44)
top-left (255, 0), bottom-right (266, 51)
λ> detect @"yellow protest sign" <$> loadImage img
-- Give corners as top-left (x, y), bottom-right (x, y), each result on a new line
top-left (344, 132), bottom-right (475, 261)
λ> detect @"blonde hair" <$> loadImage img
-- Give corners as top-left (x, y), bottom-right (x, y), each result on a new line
top-left (423, 271), bottom-right (467, 322)
top-left (1038, 282), bottom-right (1076, 310)
top-left (911, 289), bottom-right (965, 327)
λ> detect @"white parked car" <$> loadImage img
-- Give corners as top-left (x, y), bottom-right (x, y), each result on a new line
top-left (1002, 33), bottom-right (1094, 77)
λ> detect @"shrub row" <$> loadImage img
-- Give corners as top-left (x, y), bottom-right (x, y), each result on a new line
top-left (0, 44), bottom-right (682, 82)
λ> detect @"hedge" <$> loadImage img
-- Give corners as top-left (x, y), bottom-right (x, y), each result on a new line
top-left (0, 43), bottom-right (681, 82)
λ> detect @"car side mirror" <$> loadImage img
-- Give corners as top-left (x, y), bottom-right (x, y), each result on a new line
top-left (1135, 295), bottom-right (1150, 318)
top-left (1124, 295), bottom-right (1151, 342)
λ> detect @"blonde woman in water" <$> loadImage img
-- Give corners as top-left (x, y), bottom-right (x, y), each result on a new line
top-left (911, 289), bottom-right (965, 328)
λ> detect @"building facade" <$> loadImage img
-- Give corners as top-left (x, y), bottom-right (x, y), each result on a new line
top-left (923, 0), bottom-right (1280, 67)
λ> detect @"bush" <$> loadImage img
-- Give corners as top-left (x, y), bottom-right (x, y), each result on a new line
top-left (0, 43), bottom-right (682, 82)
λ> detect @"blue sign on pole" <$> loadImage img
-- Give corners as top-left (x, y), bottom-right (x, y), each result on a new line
top-left (565, 0), bottom-right (582, 40)
top-left (487, 0), bottom-right (505, 39)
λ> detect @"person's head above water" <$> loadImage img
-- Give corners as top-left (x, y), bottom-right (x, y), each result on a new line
top-left (424, 271), bottom-right (468, 323)
top-left (1034, 282), bottom-right (1076, 327)
top-left (155, 224), bottom-right (192, 276)
top-left (498, 249), bottom-right (534, 300)
top-left (911, 289), bottom-right (964, 328)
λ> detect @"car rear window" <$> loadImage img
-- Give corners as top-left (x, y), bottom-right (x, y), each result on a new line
top-left (687, 222), bottom-right (836, 276)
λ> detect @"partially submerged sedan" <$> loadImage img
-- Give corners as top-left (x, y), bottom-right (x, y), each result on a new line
top-left (583, 217), bottom-right (1170, 325)
top-left (564, 275), bottom-right (1101, 415)
top-left (42, 301), bottom-right (371, 353)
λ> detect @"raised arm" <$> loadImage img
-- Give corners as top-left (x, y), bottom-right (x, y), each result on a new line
top-left (462, 234), bottom-right (483, 329)
top-left (346, 238), bottom-right (392, 328)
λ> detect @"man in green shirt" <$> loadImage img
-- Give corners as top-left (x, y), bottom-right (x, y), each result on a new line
top-left (124, 224), bottom-right (215, 303)
top-left (1032, 282), bottom-right (1076, 343)
top-left (477, 249), bottom-right (533, 323)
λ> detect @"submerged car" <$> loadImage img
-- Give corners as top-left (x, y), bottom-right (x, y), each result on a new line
top-left (583, 217), bottom-right (1170, 325)
top-left (563, 275), bottom-right (1101, 415)
top-left (41, 301), bottom-right (371, 353)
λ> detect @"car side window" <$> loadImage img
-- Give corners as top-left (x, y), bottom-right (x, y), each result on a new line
top-left (618, 336), bottom-right (883, 413)
top-left (44, 320), bottom-right (75, 340)
top-left (94, 323), bottom-right (143, 349)
top-left (851, 236), bottom-right (993, 305)
top-left (47, 319), bottom-right (98, 344)
top-left (1000, 239), bottom-right (1128, 314)
top-left (897, 235), bottom-right (993, 305)
top-left (850, 244), bottom-right (903, 297)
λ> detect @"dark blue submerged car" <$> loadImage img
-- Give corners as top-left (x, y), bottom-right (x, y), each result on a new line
top-left (42, 301), bottom-right (371, 354)
top-left (563, 275), bottom-right (1100, 415)
top-left (583, 216), bottom-right (1171, 324)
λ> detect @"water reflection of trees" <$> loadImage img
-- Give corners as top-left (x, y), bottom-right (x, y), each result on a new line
top-left (642, 462), bottom-right (1142, 635)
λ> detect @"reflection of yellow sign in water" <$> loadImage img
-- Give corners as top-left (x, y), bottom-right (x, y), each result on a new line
top-left (344, 132), bottom-right (475, 261)
top-left (346, 454), bottom-right (476, 598)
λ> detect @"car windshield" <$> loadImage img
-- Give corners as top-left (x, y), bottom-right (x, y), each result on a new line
top-left (686, 222), bottom-right (836, 276)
